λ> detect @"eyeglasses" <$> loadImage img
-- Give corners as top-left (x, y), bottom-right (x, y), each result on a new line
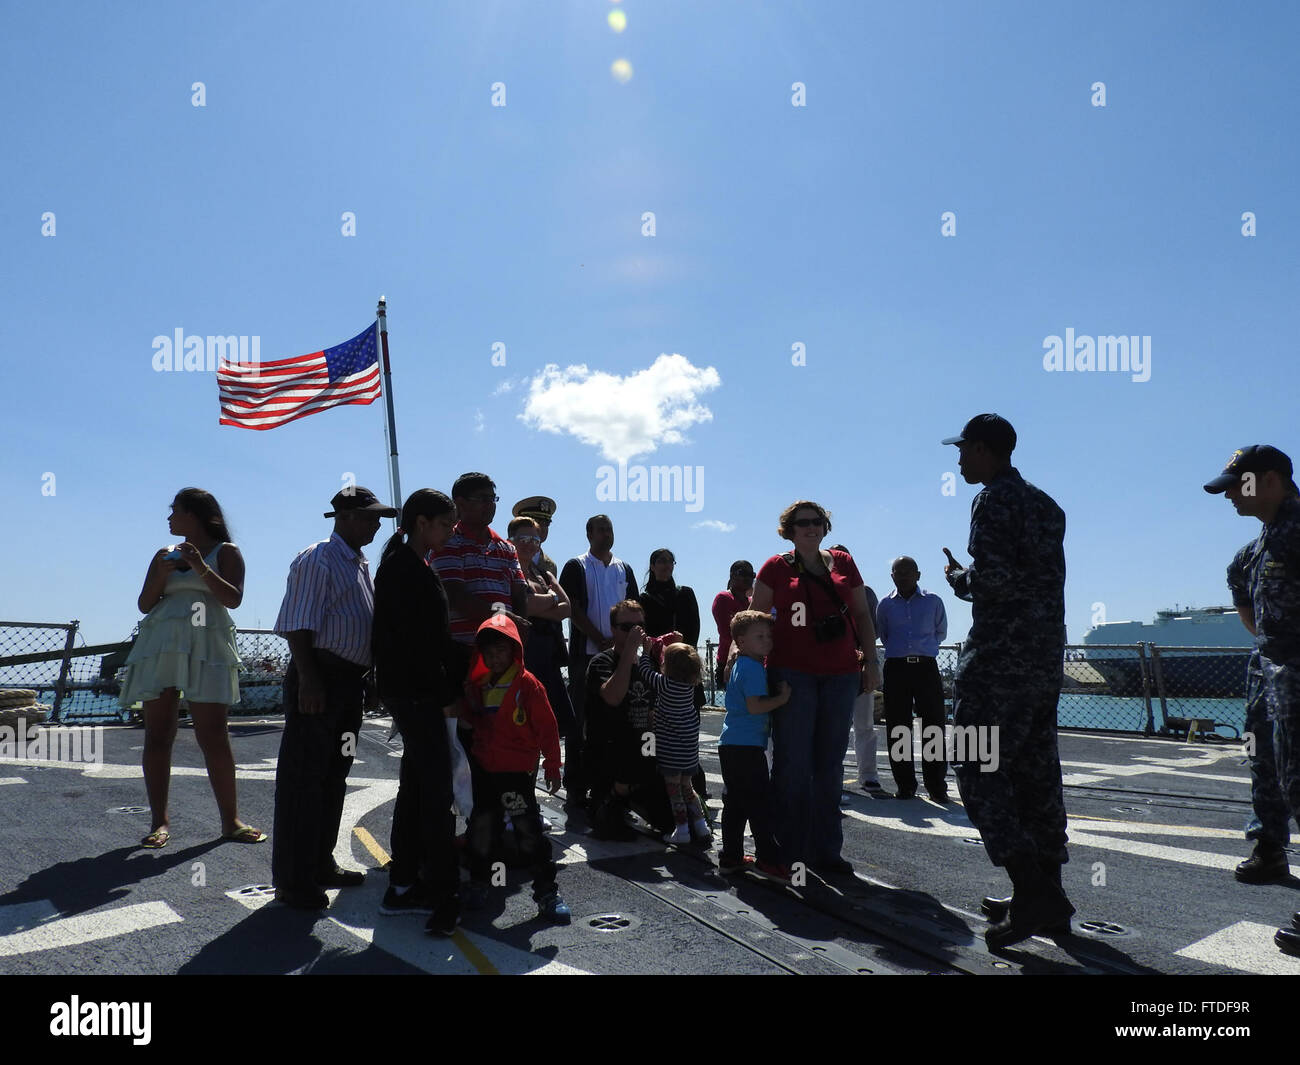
top-left (612, 620), bottom-right (642, 631)
top-left (792, 518), bottom-right (825, 528)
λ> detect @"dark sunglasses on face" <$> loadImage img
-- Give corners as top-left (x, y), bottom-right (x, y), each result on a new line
top-left (612, 620), bottom-right (642, 631)
top-left (792, 518), bottom-right (825, 528)
top-left (514, 534), bottom-right (540, 543)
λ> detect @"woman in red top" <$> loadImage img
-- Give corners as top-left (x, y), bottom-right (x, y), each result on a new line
top-left (711, 560), bottom-right (754, 690)
top-left (750, 501), bottom-right (880, 874)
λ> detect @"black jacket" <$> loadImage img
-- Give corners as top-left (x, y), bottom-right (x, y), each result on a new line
top-left (372, 543), bottom-right (466, 705)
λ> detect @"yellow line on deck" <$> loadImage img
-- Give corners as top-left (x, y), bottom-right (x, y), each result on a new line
top-left (353, 827), bottom-right (389, 866)
top-left (351, 827), bottom-right (499, 975)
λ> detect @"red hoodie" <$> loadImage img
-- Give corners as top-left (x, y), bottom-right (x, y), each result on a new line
top-left (462, 614), bottom-right (562, 776)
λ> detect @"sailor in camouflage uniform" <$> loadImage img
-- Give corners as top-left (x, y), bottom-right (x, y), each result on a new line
top-left (941, 414), bottom-right (1074, 948)
top-left (1205, 445), bottom-right (1300, 956)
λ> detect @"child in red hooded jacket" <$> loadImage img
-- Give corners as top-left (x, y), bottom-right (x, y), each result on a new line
top-left (461, 613), bottom-right (570, 923)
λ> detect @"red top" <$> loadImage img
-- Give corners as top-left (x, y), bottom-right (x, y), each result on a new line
top-left (462, 614), bottom-right (562, 775)
top-left (711, 590), bottom-right (750, 667)
top-left (757, 549), bottom-right (863, 675)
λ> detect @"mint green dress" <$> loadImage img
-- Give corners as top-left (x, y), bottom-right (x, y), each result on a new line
top-left (118, 544), bottom-right (241, 707)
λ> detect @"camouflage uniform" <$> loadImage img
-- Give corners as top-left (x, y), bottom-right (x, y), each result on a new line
top-left (1233, 497), bottom-right (1300, 827)
top-left (1228, 544), bottom-right (1291, 846)
top-left (947, 467), bottom-right (1068, 868)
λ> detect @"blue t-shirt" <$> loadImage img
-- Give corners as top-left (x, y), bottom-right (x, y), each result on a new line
top-left (720, 656), bottom-right (771, 747)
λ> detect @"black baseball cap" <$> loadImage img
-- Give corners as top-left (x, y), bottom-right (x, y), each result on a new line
top-left (941, 413), bottom-right (1017, 454)
top-left (1203, 445), bottom-right (1297, 494)
top-left (324, 486), bottom-right (398, 518)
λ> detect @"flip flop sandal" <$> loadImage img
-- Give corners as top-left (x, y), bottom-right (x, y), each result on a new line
top-left (222, 826), bottom-right (268, 844)
top-left (140, 829), bottom-right (170, 849)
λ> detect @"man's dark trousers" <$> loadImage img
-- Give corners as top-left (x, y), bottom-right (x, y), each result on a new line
top-left (273, 652), bottom-right (365, 892)
top-left (883, 656), bottom-right (947, 794)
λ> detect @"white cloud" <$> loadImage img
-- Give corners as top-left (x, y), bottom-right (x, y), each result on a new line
top-left (519, 353), bottom-right (720, 463)
top-left (692, 520), bottom-right (735, 533)
top-left (474, 408), bottom-right (485, 433)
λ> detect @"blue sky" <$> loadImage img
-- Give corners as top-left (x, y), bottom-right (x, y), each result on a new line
top-left (3, 1), bottom-right (1297, 650)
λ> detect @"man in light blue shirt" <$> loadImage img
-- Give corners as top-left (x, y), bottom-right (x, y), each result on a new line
top-left (876, 556), bottom-right (950, 802)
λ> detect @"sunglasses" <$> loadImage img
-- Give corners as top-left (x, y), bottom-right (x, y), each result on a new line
top-left (513, 534), bottom-right (540, 543)
top-left (612, 620), bottom-right (642, 632)
top-left (792, 517), bottom-right (825, 528)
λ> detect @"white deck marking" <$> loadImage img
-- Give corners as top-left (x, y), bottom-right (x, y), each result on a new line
top-left (0, 902), bottom-right (182, 957)
top-left (0, 777), bottom-right (27, 785)
top-left (1176, 922), bottom-right (1300, 975)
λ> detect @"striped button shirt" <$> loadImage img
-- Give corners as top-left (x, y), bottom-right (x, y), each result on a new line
top-left (429, 524), bottom-right (526, 644)
top-left (274, 532), bottom-right (376, 667)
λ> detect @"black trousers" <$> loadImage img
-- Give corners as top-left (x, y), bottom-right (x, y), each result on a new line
top-left (467, 769), bottom-right (557, 899)
top-left (564, 652), bottom-right (593, 800)
top-left (387, 697), bottom-right (459, 899)
top-left (272, 653), bottom-right (365, 892)
top-left (883, 657), bottom-right (947, 793)
top-left (719, 745), bottom-right (781, 865)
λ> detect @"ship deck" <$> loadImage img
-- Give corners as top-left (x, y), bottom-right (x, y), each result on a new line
top-left (3, 713), bottom-right (1296, 984)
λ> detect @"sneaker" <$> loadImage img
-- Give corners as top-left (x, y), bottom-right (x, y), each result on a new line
top-left (424, 894), bottom-right (461, 937)
top-left (537, 891), bottom-right (572, 924)
top-left (464, 880), bottom-right (491, 910)
top-left (718, 855), bottom-right (755, 875)
top-left (752, 860), bottom-right (793, 886)
top-left (860, 779), bottom-right (885, 792)
top-left (691, 818), bottom-right (713, 842)
top-left (380, 882), bottom-right (434, 916)
top-left (663, 823), bottom-right (691, 844)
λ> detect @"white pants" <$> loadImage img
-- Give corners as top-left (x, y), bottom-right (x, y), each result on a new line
top-left (851, 690), bottom-right (879, 784)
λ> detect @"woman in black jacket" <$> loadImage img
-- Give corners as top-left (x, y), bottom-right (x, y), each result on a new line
top-left (637, 548), bottom-right (710, 803)
top-left (372, 489), bottom-right (464, 937)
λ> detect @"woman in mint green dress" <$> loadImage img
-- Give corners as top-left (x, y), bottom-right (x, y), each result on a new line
top-left (119, 488), bottom-right (266, 849)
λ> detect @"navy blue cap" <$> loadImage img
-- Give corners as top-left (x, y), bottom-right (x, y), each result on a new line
top-left (941, 413), bottom-right (1017, 454)
top-left (324, 486), bottom-right (398, 517)
top-left (1203, 445), bottom-right (1296, 494)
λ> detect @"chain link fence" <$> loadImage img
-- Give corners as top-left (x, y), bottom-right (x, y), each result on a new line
top-left (1, 621), bottom-right (1251, 739)
top-left (0, 621), bottom-right (291, 723)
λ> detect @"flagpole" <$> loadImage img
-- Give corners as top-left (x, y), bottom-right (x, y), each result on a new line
top-left (375, 296), bottom-right (402, 530)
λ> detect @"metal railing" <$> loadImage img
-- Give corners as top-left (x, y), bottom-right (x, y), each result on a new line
top-left (0, 621), bottom-right (290, 723)
top-left (0, 621), bottom-right (1252, 738)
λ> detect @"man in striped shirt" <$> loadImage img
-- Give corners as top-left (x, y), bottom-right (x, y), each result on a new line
top-left (430, 473), bottom-right (529, 644)
top-left (271, 486), bottom-right (396, 910)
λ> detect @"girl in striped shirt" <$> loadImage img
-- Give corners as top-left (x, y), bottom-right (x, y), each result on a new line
top-left (634, 634), bottom-right (710, 844)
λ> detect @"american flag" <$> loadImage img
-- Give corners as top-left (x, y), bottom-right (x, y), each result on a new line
top-left (218, 325), bottom-right (382, 430)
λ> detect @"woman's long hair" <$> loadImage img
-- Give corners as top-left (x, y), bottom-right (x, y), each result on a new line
top-left (380, 489), bottom-right (455, 565)
top-left (174, 487), bottom-right (232, 542)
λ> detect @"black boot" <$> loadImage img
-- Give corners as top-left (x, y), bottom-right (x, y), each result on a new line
top-left (1235, 843), bottom-right (1289, 884)
top-left (981, 861), bottom-right (1071, 933)
top-left (985, 858), bottom-right (1075, 949)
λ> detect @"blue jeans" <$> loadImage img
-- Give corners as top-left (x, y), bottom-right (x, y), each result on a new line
top-left (770, 667), bottom-right (858, 866)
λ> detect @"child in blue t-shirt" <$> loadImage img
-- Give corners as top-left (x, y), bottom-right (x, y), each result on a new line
top-left (719, 610), bottom-right (792, 883)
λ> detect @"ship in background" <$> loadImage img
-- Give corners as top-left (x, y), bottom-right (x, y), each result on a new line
top-left (1080, 605), bottom-right (1253, 697)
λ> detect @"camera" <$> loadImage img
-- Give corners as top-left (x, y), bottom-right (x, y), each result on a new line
top-left (812, 614), bottom-right (846, 643)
